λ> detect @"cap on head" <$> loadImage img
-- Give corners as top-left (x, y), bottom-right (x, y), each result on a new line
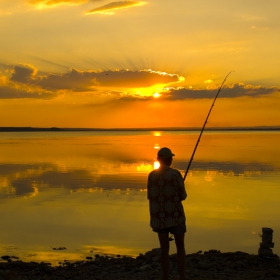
top-left (157, 147), bottom-right (175, 158)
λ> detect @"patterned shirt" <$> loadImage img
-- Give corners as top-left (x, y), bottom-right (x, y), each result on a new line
top-left (147, 166), bottom-right (187, 230)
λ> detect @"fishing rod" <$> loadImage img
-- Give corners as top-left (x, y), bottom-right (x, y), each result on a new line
top-left (183, 71), bottom-right (233, 181)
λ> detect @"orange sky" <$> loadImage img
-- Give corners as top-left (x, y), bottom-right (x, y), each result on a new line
top-left (0, 0), bottom-right (280, 128)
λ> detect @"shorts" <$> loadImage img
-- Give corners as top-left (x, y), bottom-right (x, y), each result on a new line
top-left (153, 222), bottom-right (186, 234)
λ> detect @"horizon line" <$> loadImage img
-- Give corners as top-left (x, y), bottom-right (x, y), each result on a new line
top-left (1, 126), bottom-right (280, 132)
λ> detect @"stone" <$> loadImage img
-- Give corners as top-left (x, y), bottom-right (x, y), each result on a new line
top-left (1, 255), bottom-right (11, 260)
top-left (259, 242), bottom-right (274, 248)
top-left (144, 248), bottom-right (161, 261)
top-left (262, 233), bottom-right (273, 244)
top-left (258, 227), bottom-right (275, 257)
top-left (262, 227), bottom-right (273, 234)
top-left (258, 248), bottom-right (273, 257)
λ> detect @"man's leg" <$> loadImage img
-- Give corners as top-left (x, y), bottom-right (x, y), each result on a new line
top-left (174, 233), bottom-right (186, 280)
top-left (157, 232), bottom-right (170, 280)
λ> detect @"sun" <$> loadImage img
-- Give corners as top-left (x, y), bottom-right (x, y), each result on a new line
top-left (153, 92), bottom-right (161, 98)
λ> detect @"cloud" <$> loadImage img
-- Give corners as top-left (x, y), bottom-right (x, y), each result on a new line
top-left (10, 64), bottom-right (37, 83)
top-left (0, 84), bottom-right (56, 99)
top-left (28, 0), bottom-right (89, 9)
top-left (160, 83), bottom-right (278, 101)
top-left (251, 25), bottom-right (270, 31)
top-left (115, 83), bottom-right (278, 102)
top-left (10, 65), bottom-right (183, 91)
top-left (86, 1), bottom-right (146, 15)
top-left (2, 64), bottom-right (278, 101)
top-left (28, 0), bottom-right (146, 13)
top-left (36, 69), bottom-right (99, 91)
top-left (0, 65), bottom-right (57, 99)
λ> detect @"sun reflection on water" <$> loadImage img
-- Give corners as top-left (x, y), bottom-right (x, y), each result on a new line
top-left (136, 163), bottom-right (154, 172)
top-left (154, 143), bottom-right (160, 149)
top-left (153, 132), bottom-right (161, 137)
top-left (154, 161), bottom-right (160, 169)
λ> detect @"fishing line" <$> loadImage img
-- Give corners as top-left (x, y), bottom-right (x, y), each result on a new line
top-left (183, 71), bottom-right (234, 181)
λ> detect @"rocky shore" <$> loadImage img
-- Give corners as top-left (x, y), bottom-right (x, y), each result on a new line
top-left (0, 250), bottom-right (280, 280)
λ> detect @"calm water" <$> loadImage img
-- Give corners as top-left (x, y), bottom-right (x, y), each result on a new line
top-left (0, 130), bottom-right (279, 264)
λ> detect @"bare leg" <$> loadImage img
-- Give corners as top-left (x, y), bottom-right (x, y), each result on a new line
top-left (157, 232), bottom-right (170, 280)
top-left (174, 233), bottom-right (186, 280)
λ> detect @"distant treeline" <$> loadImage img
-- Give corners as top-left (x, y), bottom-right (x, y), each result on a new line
top-left (1, 126), bottom-right (280, 132)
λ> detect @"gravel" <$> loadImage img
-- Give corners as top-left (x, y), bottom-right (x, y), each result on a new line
top-left (0, 250), bottom-right (280, 280)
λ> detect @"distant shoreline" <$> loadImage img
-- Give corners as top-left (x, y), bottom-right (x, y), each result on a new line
top-left (0, 126), bottom-right (280, 132)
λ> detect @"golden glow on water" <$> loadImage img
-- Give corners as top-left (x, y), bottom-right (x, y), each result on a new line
top-left (153, 132), bottom-right (161, 137)
top-left (0, 131), bottom-right (280, 263)
top-left (83, 245), bottom-right (139, 257)
top-left (154, 143), bottom-right (160, 149)
top-left (136, 163), bottom-right (154, 172)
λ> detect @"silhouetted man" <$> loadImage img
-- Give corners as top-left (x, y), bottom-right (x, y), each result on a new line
top-left (147, 147), bottom-right (187, 280)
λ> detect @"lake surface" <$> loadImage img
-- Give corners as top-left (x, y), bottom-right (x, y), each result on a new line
top-left (0, 130), bottom-right (279, 264)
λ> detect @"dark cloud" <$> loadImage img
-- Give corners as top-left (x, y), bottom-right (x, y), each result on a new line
top-left (160, 83), bottom-right (278, 101)
top-left (86, 1), bottom-right (145, 15)
top-left (10, 64), bottom-right (36, 83)
top-left (93, 70), bottom-right (181, 88)
top-left (0, 84), bottom-right (56, 99)
top-left (3, 64), bottom-right (279, 101)
top-left (0, 64), bottom-right (56, 99)
top-left (10, 66), bottom-right (182, 91)
top-left (115, 83), bottom-right (278, 102)
top-left (37, 69), bottom-right (99, 91)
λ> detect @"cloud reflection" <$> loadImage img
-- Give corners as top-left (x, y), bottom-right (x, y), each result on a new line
top-left (0, 159), bottom-right (278, 199)
top-left (173, 160), bottom-right (277, 176)
top-left (11, 179), bottom-right (39, 198)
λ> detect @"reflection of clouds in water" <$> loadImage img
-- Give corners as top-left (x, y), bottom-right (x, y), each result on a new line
top-left (11, 179), bottom-right (39, 198)
top-left (204, 170), bottom-right (217, 182)
top-left (37, 169), bottom-right (95, 189)
top-left (0, 163), bottom-right (148, 198)
top-left (0, 163), bottom-right (51, 198)
top-left (174, 160), bottom-right (277, 176)
top-left (0, 177), bottom-right (8, 187)
top-left (0, 159), bottom-right (278, 198)
top-left (0, 163), bottom-right (51, 176)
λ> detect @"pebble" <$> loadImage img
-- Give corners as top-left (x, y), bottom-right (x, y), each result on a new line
top-left (0, 250), bottom-right (279, 279)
